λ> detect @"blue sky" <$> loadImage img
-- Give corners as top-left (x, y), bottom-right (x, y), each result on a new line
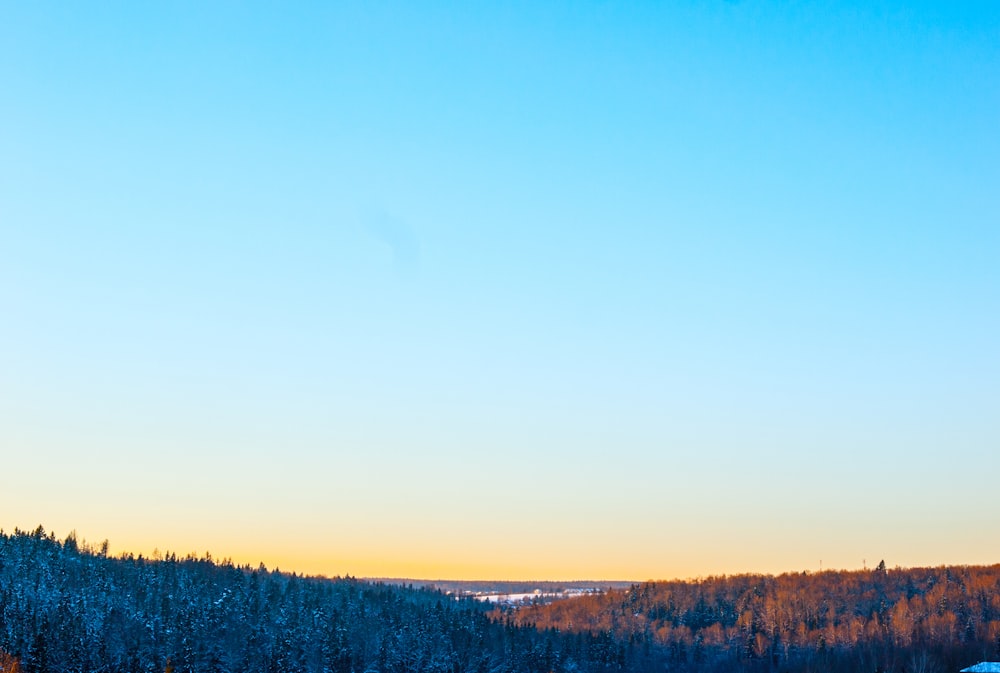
top-left (1, 1), bottom-right (998, 579)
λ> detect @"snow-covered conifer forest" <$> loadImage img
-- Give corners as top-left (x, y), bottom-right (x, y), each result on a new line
top-left (2, 527), bottom-right (999, 673)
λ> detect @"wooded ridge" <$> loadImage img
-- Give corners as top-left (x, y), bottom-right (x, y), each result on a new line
top-left (512, 561), bottom-right (1000, 673)
top-left (2, 527), bottom-right (998, 673)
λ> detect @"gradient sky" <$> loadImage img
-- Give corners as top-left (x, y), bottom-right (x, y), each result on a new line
top-left (1, 1), bottom-right (998, 581)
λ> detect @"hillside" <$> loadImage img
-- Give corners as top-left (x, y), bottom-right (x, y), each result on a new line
top-left (3, 527), bottom-right (999, 673)
top-left (0, 527), bottom-right (623, 673)
top-left (513, 563), bottom-right (1000, 673)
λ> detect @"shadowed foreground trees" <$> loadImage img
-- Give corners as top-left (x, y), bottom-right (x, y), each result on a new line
top-left (0, 527), bottom-right (626, 673)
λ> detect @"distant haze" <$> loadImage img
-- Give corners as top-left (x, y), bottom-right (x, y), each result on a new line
top-left (1, 2), bottom-right (997, 581)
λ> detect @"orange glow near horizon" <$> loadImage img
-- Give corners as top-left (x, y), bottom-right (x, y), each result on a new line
top-left (6, 517), bottom-right (999, 584)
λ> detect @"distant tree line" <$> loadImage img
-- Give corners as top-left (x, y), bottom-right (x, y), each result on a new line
top-left (0, 527), bottom-right (635, 673)
top-left (512, 562), bottom-right (1000, 673)
top-left (375, 580), bottom-right (632, 597)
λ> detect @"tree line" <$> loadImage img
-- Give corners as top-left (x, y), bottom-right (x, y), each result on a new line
top-left (0, 527), bottom-right (634, 673)
top-left (4, 527), bottom-right (999, 673)
top-left (511, 561), bottom-right (1000, 673)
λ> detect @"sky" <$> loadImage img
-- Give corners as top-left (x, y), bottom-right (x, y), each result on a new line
top-left (1, 1), bottom-right (998, 581)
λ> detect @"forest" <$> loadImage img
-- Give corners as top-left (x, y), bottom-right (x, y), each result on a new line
top-left (512, 561), bottom-right (1000, 673)
top-left (2, 527), bottom-right (999, 673)
top-left (0, 527), bottom-right (635, 673)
